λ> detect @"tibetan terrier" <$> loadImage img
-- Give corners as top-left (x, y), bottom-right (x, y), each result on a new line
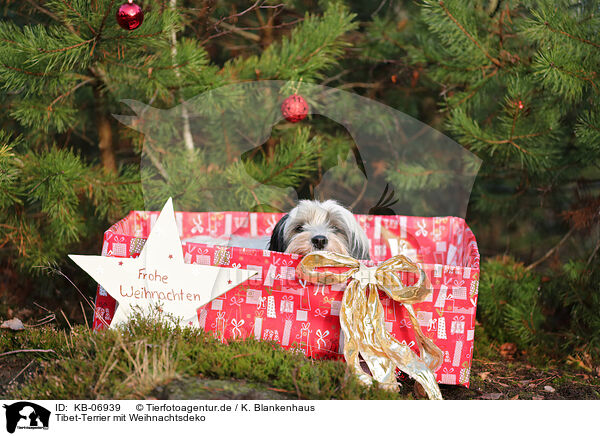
top-left (268, 200), bottom-right (370, 259)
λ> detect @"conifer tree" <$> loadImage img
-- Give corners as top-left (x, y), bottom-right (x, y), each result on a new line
top-left (349, 0), bottom-right (599, 355)
top-left (0, 0), bottom-right (358, 273)
top-left (356, 0), bottom-right (599, 262)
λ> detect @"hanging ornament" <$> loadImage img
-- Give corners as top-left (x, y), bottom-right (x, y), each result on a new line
top-left (281, 94), bottom-right (309, 123)
top-left (116, 1), bottom-right (144, 31)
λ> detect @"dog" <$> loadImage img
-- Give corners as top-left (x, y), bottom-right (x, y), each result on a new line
top-left (268, 200), bottom-right (370, 259)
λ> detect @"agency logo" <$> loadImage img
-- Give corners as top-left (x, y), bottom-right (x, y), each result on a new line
top-left (2, 402), bottom-right (50, 434)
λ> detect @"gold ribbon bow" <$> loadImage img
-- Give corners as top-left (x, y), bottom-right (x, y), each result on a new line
top-left (296, 251), bottom-right (444, 400)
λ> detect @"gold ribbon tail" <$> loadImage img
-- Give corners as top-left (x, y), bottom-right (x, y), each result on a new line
top-left (297, 251), bottom-right (444, 400)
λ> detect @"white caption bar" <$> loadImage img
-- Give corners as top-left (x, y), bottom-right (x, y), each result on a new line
top-left (0, 399), bottom-right (594, 436)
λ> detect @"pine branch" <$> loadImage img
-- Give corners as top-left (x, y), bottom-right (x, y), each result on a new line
top-left (437, 1), bottom-right (502, 67)
top-left (37, 38), bottom-right (94, 54)
top-left (46, 77), bottom-right (94, 112)
top-left (24, 0), bottom-right (76, 33)
top-left (105, 31), bottom-right (164, 41)
top-left (543, 21), bottom-right (600, 49)
top-left (1, 64), bottom-right (46, 77)
top-left (525, 227), bottom-right (576, 271)
top-left (56, 0), bottom-right (96, 35)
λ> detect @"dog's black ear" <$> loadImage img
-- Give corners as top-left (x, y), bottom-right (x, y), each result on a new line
top-left (268, 214), bottom-right (289, 252)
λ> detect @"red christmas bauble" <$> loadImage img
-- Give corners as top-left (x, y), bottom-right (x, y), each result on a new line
top-left (281, 94), bottom-right (309, 123)
top-left (116, 1), bottom-right (144, 30)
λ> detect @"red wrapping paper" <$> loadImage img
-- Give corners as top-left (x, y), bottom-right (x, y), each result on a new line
top-left (92, 210), bottom-right (479, 387)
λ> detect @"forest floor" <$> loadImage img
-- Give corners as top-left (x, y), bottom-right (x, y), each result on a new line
top-left (1, 303), bottom-right (599, 400)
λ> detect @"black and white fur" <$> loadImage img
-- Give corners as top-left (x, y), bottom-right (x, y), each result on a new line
top-left (268, 200), bottom-right (370, 260)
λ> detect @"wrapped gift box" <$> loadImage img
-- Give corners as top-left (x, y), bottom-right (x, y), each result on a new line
top-left (92, 210), bottom-right (480, 387)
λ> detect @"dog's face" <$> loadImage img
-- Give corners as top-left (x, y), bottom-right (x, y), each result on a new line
top-left (268, 200), bottom-right (370, 260)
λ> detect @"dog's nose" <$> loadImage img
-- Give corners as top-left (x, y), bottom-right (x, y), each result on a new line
top-left (311, 235), bottom-right (328, 250)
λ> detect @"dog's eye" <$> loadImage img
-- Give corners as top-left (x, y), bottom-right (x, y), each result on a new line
top-left (294, 225), bottom-right (304, 233)
top-left (330, 225), bottom-right (341, 233)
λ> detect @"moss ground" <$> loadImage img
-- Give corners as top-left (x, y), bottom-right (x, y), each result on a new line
top-left (1, 312), bottom-right (401, 400)
top-left (1, 309), bottom-right (599, 400)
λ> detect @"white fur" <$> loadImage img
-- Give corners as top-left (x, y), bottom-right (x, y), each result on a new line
top-left (272, 200), bottom-right (370, 259)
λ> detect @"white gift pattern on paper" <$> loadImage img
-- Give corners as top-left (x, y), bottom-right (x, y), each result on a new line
top-left (314, 308), bottom-right (328, 318)
top-left (263, 264), bottom-right (277, 287)
top-left (245, 289), bottom-right (262, 305)
top-left (263, 329), bottom-right (279, 342)
top-left (256, 296), bottom-right (267, 310)
top-left (281, 318), bottom-right (293, 346)
top-left (452, 279), bottom-right (467, 300)
top-left (196, 254), bottom-right (211, 265)
top-left (313, 284), bottom-right (326, 296)
top-left (101, 241), bottom-right (109, 256)
top-left (460, 367), bottom-right (470, 385)
top-left (280, 295), bottom-right (294, 313)
top-left (416, 219), bottom-right (428, 237)
top-left (211, 312), bottom-right (226, 339)
top-left (416, 311), bottom-right (432, 327)
top-left (437, 317), bottom-right (447, 339)
top-left (280, 263), bottom-right (295, 282)
top-left (466, 329), bottom-right (475, 341)
top-left (296, 322), bottom-right (312, 353)
top-left (427, 318), bottom-right (437, 332)
top-left (452, 340), bottom-right (463, 367)
top-left (316, 329), bottom-right (329, 349)
top-left (444, 350), bottom-right (451, 363)
top-left (330, 301), bottom-right (341, 316)
top-left (265, 216), bottom-right (278, 234)
top-left (441, 368), bottom-right (456, 384)
top-left (198, 309), bottom-right (208, 329)
top-left (112, 242), bottom-right (126, 257)
top-left (266, 295), bottom-right (276, 318)
top-left (230, 296), bottom-right (243, 307)
top-left (191, 216), bottom-right (204, 234)
top-left (247, 265), bottom-right (263, 281)
top-left (253, 312), bottom-right (263, 340)
top-left (230, 318), bottom-right (244, 339)
top-left (397, 318), bottom-right (412, 328)
top-left (295, 310), bottom-right (308, 321)
top-left (451, 316), bottom-right (465, 335)
top-left (434, 283), bottom-right (449, 308)
top-left (233, 216), bottom-right (246, 230)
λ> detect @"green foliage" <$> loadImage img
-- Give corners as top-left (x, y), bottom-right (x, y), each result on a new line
top-left (478, 256), bottom-right (600, 361)
top-left (227, 2), bottom-right (357, 81)
top-left (0, 0), bottom-right (360, 284)
top-left (0, 131), bottom-right (142, 271)
top-left (244, 127), bottom-right (321, 188)
top-left (478, 257), bottom-right (544, 347)
top-left (356, 0), bottom-right (599, 261)
top-left (544, 260), bottom-right (600, 359)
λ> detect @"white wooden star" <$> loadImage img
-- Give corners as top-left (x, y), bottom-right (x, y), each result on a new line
top-left (70, 198), bottom-right (256, 327)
